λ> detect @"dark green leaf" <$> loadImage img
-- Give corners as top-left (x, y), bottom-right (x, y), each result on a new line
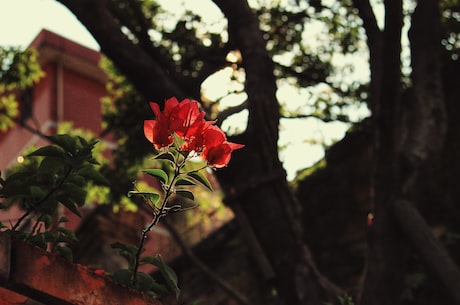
top-left (176, 190), bottom-right (194, 201)
top-left (135, 272), bottom-right (155, 292)
top-left (44, 231), bottom-right (57, 243)
top-left (38, 156), bottom-right (64, 176)
top-left (150, 282), bottom-right (170, 296)
top-left (60, 183), bottom-right (87, 206)
top-left (41, 214), bottom-right (53, 229)
top-left (175, 178), bottom-right (194, 186)
top-left (142, 169), bottom-right (168, 184)
top-left (127, 191), bottom-right (160, 205)
top-left (153, 152), bottom-right (175, 163)
top-left (68, 174), bottom-right (86, 187)
top-left (28, 233), bottom-right (47, 250)
top-left (142, 254), bottom-right (180, 299)
top-left (111, 241), bottom-right (138, 252)
top-left (57, 196), bottom-right (81, 217)
top-left (29, 185), bottom-right (46, 199)
top-left (187, 171), bottom-right (212, 191)
top-left (77, 166), bottom-right (109, 185)
top-left (55, 245), bottom-right (73, 262)
top-left (112, 269), bottom-right (135, 288)
top-left (56, 227), bottom-right (78, 243)
top-left (28, 145), bottom-right (65, 158)
top-left (46, 134), bottom-right (77, 154)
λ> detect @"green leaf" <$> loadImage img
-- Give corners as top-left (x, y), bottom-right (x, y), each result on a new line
top-left (176, 190), bottom-right (194, 201)
top-left (112, 269), bottom-right (134, 288)
top-left (135, 272), bottom-right (155, 292)
top-left (127, 191), bottom-right (160, 205)
top-left (175, 178), bottom-right (194, 186)
top-left (77, 166), bottom-right (109, 186)
top-left (58, 216), bottom-right (69, 223)
top-left (68, 174), bottom-right (86, 187)
top-left (150, 282), bottom-right (170, 296)
top-left (28, 145), bottom-right (65, 158)
top-left (142, 255), bottom-right (180, 299)
top-left (55, 245), bottom-right (73, 262)
top-left (38, 156), bottom-right (64, 177)
top-left (153, 152), bottom-right (175, 163)
top-left (44, 231), bottom-right (57, 243)
top-left (187, 171), bottom-right (212, 191)
top-left (46, 134), bottom-right (77, 154)
top-left (142, 169), bottom-right (168, 184)
top-left (41, 214), bottom-right (53, 229)
top-left (28, 233), bottom-right (47, 250)
top-left (56, 227), bottom-right (78, 244)
top-left (60, 183), bottom-right (87, 206)
top-left (111, 242), bottom-right (139, 254)
top-left (57, 196), bottom-right (81, 217)
top-left (29, 185), bottom-right (46, 199)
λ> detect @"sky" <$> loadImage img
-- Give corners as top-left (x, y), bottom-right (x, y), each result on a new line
top-left (0, 0), bottom-right (353, 180)
top-left (0, 0), bottom-right (99, 50)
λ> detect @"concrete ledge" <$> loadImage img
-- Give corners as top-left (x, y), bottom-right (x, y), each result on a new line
top-left (0, 234), bottom-right (164, 305)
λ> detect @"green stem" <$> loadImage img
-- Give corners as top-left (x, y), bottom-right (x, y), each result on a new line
top-left (131, 156), bottom-right (183, 286)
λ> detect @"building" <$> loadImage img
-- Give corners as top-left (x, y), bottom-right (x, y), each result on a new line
top-left (0, 29), bottom-right (107, 172)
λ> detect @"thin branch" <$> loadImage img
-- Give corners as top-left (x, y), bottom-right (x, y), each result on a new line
top-left (392, 199), bottom-right (460, 304)
top-left (57, 0), bottom-right (187, 102)
top-left (215, 101), bottom-right (248, 126)
top-left (12, 166), bottom-right (73, 231)
top-left (162, 218), bottom-right (251, 305)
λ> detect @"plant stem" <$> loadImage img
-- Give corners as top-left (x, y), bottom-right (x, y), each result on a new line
top-left (132, 160), bottom-right (182, 285)
top-left (12, 166), bottom-right (73, 231)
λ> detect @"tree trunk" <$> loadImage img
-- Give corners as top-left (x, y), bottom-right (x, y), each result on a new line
top-left (213, 1), bottom-right (343, 304)
top-left (359, 1), bottom-right (410, 304)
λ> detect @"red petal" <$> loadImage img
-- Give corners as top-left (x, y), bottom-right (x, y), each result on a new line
top-left (143, 120), bottom-right (156, 143)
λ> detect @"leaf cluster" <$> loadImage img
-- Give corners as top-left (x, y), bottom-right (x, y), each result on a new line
top-left (110, 242), bottom-right (180, 299)
top-left (0, 47), bottom-right (44, 132)
top-left (0, 134), bottom-right (108, 259)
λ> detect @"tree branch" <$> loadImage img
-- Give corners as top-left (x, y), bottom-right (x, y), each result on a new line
top-left (57, 0), bottom-right (187, 103)
top-left (162, 219), bottom-right (251, 305)
top-left (392, 199), bottom-right (460, 304)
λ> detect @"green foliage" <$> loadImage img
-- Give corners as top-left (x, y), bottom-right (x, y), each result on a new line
top-left (0, 47), bottom-right (44, 91)
top-left (0, 134), bottom-right (107, 260)
top-left (110, 242), bottom-right (180, 299)
top-left (0, 47), bottom-right (44, 132)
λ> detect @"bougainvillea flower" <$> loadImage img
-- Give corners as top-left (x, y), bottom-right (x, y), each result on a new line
top-left (204, 141), bottom-right (244, 168)
top-left (201, 125), bottom-right (244, 168)
top-left (180, 119), bottom-right (214, 153)
top-left (170, 99), bottom-right (206, 138)
top-left (143, 98), bottom-right (180, 149)
top-left (144, 97), bottom-right (244, 167)
top-left (144, 119), bottom-right (173, 150)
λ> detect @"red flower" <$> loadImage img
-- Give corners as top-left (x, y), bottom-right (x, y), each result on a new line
top-left (202, 126), bottom-right (244, 168)
top-left (170, 99), bottom-right (205, 138)
top-left (144, 97), bottom-right (244, 167)
top-left (143, 97), bottom-right (180, 149)
top-left (180, 119), bottom-right (214, 153)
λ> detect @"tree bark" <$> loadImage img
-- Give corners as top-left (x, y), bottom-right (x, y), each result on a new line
top-left (359, 1), bottom-right (409, 305)
top-left (392, 200), bottom-right (460, 304)
top-left (56, 0), bottom-right (186, 102)
top-left (212, 1), bottom-right (344, 304)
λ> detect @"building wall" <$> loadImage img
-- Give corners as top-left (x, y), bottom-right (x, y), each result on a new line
top-left (0, 29), bottom-right (107, 172)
